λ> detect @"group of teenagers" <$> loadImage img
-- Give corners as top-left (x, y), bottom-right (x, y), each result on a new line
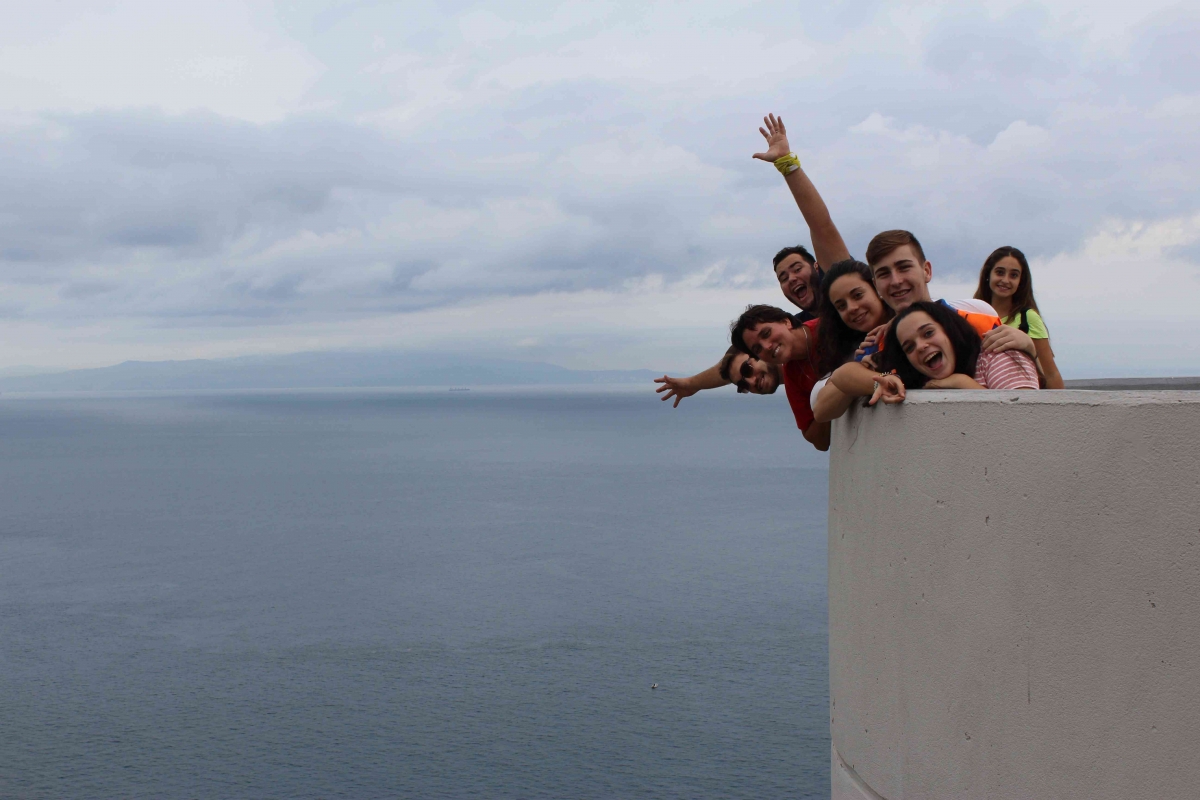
top-left (654, 114), bottom-right (1065, 452)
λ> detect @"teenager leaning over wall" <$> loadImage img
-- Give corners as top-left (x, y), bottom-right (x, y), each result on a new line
top-left (974, 246), bottom-right (1065, 389)
top-left (809, 259), bottom-right (894, 424)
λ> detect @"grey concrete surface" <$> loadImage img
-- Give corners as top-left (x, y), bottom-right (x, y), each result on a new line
top-left (1064, 377), bottom-right (1200, 390)
top-left (828, 390), bottom-right (1200, 799)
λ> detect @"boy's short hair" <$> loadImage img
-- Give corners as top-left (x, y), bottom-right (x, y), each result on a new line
top-left (866, 230), bottom-right (926, 267)
top-left (772, 245), bottom-right (816, 269)
top-left (730, 304), bottom-right (792, 354)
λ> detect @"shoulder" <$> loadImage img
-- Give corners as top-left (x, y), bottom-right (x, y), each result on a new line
top-left (1024, 308), bottom-right (1049, 338)
top-left (977, 350), bottom-right (1038, 389)
top-left (944, 298), bottom-right (999, 316)
top-left (799, 317), bottom-right (820, 346)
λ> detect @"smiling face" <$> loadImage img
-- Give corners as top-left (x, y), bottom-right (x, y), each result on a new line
top-left (728, 353), bottom-right (781, 395)
top-left (988, 255), bottom-right (1023, 300)
top-left (774, 254), bottom-right (819, 311)
top-left (741, 318), bottom-right (801, 365)
top-left (828, 273), bottom-right (888, 333)
top-left (871, 244), bottom-right (933, 312)
top-left (896, 310), bottom-right (956, 379)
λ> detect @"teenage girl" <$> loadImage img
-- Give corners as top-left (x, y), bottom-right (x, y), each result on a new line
top-left (810, 259), bottom-right (893, 422)
top-left (973, 246), bottom-right (1064, 389)
top-left (881, 301), bottom-right (1039, 391)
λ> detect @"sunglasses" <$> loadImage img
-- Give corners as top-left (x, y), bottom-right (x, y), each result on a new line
top-left (735, 358), bottom-right (757, 393)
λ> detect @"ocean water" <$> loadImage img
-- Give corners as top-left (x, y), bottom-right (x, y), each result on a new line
top-left (0, 387), bottom-right (830, 799)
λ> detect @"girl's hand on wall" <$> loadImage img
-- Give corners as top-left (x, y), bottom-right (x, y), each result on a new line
top-left (868, 374), bottom-right (905, 406)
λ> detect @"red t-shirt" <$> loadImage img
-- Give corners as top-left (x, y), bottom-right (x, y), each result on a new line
top-left (783, 320), bottom-right (821, 432)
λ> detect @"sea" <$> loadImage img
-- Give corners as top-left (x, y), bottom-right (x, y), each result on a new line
top-left (0, 387), bottom-right (831, 799)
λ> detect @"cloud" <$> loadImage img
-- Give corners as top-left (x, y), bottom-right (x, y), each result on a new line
top-left (0, 0), bottom-right (1197, 374)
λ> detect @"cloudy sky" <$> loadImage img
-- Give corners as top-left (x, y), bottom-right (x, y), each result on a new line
top-left (1, 0), bottom-right (1197, 376)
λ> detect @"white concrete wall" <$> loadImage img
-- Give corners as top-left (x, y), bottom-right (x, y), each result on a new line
top-left (827, 391), bottom-right (1200, 800)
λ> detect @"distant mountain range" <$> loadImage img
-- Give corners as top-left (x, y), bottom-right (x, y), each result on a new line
top-left (0, 351), bottom-right (660, 392)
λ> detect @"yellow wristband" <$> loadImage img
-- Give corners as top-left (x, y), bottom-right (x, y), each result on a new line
top-left (774, 152), bottom-right (800, 175)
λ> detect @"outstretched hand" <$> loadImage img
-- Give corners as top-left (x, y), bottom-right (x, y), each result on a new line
top-left (867, 374), bottom-right (905, 406)
top-left (654, 375), bottom-right (697, 408)
top-left (752, 113), bottom-right (791, 163)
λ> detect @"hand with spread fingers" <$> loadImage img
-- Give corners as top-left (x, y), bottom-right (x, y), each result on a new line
top-left (654, 375), bottom-right (699, 408)
top-left (752, 113), bottom-right (792, 163)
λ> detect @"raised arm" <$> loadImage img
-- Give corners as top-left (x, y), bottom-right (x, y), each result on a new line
top-left (753, 114), bottom-right (852, 269)
top-left (654, 363), bottom-right (728, 408)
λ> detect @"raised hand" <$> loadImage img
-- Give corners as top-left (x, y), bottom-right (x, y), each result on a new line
top-left (752, 113), bottom-right (791, 162)
top-left (654, 375), bottom-right (698, 408)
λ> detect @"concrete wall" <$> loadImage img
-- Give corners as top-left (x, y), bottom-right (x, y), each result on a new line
top-left (827, 391), bottom-right (1200, 800)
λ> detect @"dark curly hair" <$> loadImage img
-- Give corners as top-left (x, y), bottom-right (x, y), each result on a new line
top-left (730, 304), bottom-right (793, 355)
top-left (880, 301), bottom-right (981, 388)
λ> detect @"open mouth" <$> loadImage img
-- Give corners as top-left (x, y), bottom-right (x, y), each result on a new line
top-left (771, 344), bottom-right (782, 360)
top-left (789, 282), bottom-right (808, 298)
top-left (923, 350), bottom-right (944, 372)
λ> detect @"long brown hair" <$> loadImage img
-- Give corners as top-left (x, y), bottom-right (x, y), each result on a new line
top-left (814, 259), bottom-right (892, 375)
top-left (974, 246), bottom-right (1039, 318)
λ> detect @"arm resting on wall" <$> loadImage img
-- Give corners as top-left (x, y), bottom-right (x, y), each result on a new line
top-left (813, 380), bottom-right (856, 423)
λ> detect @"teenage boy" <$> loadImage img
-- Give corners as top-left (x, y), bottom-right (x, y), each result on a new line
top-left (655, 346), bottom-right (782, 407)
top-left (863, 229), bottom-right (1036, 356)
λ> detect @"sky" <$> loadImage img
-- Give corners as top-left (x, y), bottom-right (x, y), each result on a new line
top-left (0, 0), bottom-right (1197, 377)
